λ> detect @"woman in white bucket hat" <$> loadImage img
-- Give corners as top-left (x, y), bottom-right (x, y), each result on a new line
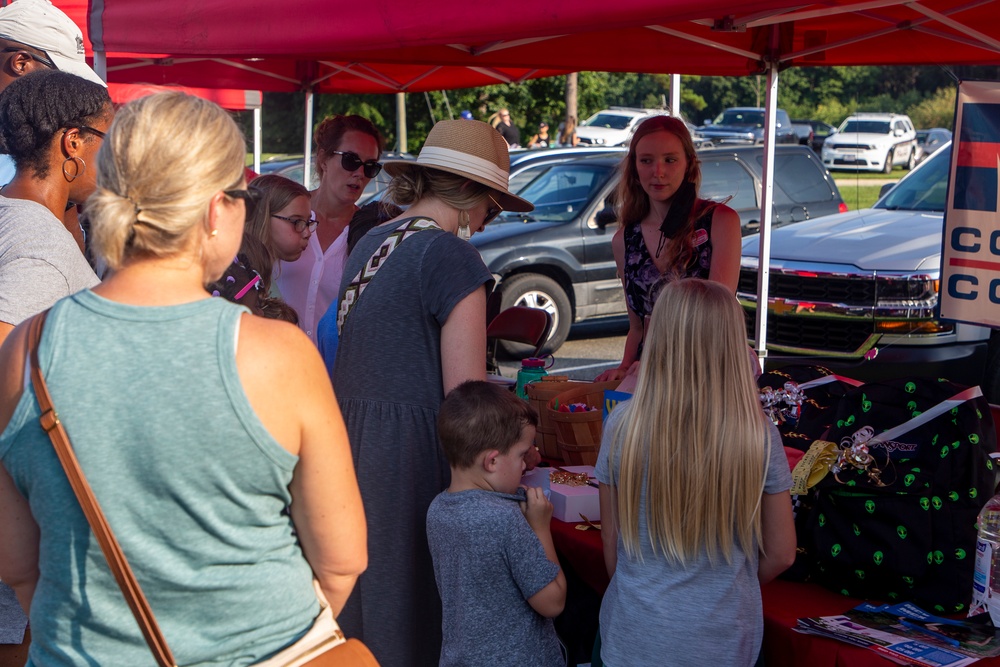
top-left (329, 120), bottom-right (531, 667)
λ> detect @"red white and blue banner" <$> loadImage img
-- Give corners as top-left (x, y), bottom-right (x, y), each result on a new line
top-left (940, 81), bottom-right (1000, 326)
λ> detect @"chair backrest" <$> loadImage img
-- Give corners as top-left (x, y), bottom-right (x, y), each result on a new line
top-left (486, 306), bottom-right (552, 357)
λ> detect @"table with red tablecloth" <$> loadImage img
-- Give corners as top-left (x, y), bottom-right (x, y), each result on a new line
top-left (550, 517), bottom-right (1000, 667)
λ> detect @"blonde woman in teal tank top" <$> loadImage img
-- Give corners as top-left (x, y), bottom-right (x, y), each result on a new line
top-left (0, 93), bottom-right (366, 667)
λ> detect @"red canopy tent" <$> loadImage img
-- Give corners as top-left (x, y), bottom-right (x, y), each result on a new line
top-left (83, 0), bottom-right (1000, 356)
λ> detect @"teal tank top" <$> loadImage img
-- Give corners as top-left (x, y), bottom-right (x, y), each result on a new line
top-left (0, 291), bottom-right (319, 666)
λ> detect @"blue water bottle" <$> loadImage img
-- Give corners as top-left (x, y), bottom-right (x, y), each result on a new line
top-left (516, 357), bottom-right (548, 399)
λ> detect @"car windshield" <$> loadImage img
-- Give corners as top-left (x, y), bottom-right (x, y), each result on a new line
top-left (841, 120), bottom-right (891, 134)
top-left (582, 113), bottom-right (634, 130)
top-left (501, 163), bottom-right (614, 222)
top-left (714, 110), bottom-right (764, 127)
top-left (874, 144), bottom-right (950, 212)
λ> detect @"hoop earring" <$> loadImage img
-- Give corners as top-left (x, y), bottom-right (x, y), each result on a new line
top-left (62, 156), bottom-right (86, 183)
top-left (458, 210), bottom-right (471, 241)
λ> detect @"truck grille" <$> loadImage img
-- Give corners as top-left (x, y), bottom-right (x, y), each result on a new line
top-left (743, 311), bottom-right (874, 353)
top-left (738, 270), bottom-right (876, 306)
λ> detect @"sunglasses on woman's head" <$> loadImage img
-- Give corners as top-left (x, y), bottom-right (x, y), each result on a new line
top-left (330, 150), bottom-right (382, 179)
top-left (484, 193), bottom-right (503, 225)
top-left (224, 187), bottom-right (262, 217)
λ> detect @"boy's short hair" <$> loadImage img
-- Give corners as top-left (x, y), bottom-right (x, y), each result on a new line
top-left (438, 381), bottom-right (539, 469)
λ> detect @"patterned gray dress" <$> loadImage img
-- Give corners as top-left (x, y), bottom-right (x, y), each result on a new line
top-left (331, 218), bottom-right (493, 667)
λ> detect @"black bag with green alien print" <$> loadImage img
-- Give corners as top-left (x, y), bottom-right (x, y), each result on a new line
top-left (806, 377), bottom-right (996, 613)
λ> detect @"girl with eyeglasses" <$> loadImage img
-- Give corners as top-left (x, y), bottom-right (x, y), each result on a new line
top-left (0, 92), bottom-right (366, 666)
top-left (0, 70), bottom-right (112, 351)
top-left (243, 174), bottom-right (316, 265)
top-left (274, 114), bottom-right (384, 343)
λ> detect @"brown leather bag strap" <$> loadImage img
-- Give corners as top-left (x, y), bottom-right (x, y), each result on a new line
top-left (26, 312), bottom-right (178, 667)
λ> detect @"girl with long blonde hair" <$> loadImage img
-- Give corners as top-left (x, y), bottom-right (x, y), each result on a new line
top-left (595, 278), bottom-right (795, 666)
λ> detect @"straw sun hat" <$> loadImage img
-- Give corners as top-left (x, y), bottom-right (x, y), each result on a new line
top-left (383, 119), bottom-right (534, 213)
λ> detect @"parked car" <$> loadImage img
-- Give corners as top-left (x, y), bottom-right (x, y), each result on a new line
top-left (915, 127), bottom-right (952, 164)
top-left (821, 113), bottom-right (917, 174)
top-left (699, 107), bottom-right (798, 145)
top-left (792, 119), bottom-right (838, 154)
top-left (472, 145), bottom-right (845, 355)
top-left (737, 143), bottom-right (1000, 402)
top-left (576, 107), bottom-right (667, 147)
top-left (790, 121), bottom-right (814, 147)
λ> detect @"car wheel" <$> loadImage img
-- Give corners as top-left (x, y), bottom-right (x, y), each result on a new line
top-left (906, 147), bottom-right (917, 170)
top-left (883, 149), bottom-right (894, 174)
top-left (498, 273), bottom-right (572, 358)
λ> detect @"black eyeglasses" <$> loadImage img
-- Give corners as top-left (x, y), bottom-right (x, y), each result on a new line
top-left (224, 188), bottom-right (261, 217)
top-left (77, 125), bottom-right (105, 139)
top-left (273, 213), bottom-right (318, 234)
top-left (484, 193), bottom-right (503, 225)
top-left (330, 150), bottom-right (382, 179)
top-left (1, 46), bottom-right (56, 70)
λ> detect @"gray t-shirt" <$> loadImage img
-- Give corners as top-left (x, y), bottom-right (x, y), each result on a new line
top-left (595, 405), bottom-right (792, 667)
top-left (0, 195), bottom-right (99, 326)
top-left (426, 489), bottom-right (563, 667)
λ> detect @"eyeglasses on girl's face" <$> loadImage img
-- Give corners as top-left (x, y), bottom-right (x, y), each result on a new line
top-left (223, 187), bottom-right (262, 217)
top-left (330, 150), bottom-right (382, 179)
top-left (272, 213), bottom-right (318, 234)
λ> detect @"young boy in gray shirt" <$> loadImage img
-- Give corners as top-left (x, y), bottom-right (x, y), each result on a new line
top-left (426, 381), bottom-right (566, 667)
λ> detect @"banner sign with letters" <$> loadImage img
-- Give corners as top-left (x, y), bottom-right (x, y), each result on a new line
top-left (940, 80), bottom-right (1000, 326)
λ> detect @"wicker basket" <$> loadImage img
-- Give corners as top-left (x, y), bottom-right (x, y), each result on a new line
top-left (525, 377), bottom-right (578, 459)
top-left (547, 380), bottom-right (621, 466)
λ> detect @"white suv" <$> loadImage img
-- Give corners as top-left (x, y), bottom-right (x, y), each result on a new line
top-left (821, 113), bottom-right (917, 174)
top-left (576, 108), bottom-right (667, 146)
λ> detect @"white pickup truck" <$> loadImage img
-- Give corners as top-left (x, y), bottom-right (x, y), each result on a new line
top-left (737, 143), bottom-right (1000, 401)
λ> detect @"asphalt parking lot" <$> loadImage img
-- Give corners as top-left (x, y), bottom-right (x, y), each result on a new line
top-left (497, 316), bottom-right (629, 381)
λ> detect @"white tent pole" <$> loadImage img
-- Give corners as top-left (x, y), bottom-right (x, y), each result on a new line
top-left (753, 61), bottom-right (779, 372)
top-left (303, 89), bottom-right (315, 189)
top-left (253, 107), bottom-right (262, 174)
top-left (669, 73), bottom-right (680, 117)
top-left (396, 92), bottom-right (407, 153)
top-left (94, 51), bottom-right (107, 82)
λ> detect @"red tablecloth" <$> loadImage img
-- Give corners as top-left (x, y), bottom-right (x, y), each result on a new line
top-left (551, 518), bottom-right (1000, 667)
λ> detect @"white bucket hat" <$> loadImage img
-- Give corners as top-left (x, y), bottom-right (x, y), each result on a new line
top-left (384, 119), bottom-right (533, 213)
top-left (0, 0), bottom-right (106, 87)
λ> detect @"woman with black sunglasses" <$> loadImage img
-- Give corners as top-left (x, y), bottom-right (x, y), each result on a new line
top-left (274, 114), bottom-right (384, 344)
top-left (0, 70), bottom-right (112, 351)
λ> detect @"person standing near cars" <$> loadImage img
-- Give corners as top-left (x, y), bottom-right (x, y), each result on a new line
top-left (528, 122), bottom-right (551, 149)
top-left (274, 114), bottom-right (383, 343)
top-left (595, 115), bottom-right (741, 389)
top-left (495, 108), bottom-right (521, 148)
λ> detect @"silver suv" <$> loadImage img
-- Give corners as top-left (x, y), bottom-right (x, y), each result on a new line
top-left (821, 113), bottom-right (917, 174)
top-left (739, 143), bottom-right (1000, 401)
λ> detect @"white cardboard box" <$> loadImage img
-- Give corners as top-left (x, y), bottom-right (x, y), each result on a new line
top-left (521, 465), bottom-right (600, 523)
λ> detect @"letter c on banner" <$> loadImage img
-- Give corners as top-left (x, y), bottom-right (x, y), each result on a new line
top-left (948, 274), bottom-right (978, 300)
top-left (953, 227), bottom-right (981, 253)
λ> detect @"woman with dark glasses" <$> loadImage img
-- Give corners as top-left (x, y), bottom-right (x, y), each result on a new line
top-left (0, 70), bottom-right (112, 351)
top-left (274, 114), bottom-right (384, 343)
top-left (331, 119), bottom-right (532, 667)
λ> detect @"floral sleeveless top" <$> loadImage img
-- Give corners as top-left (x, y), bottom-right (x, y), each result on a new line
top-left (622, 206), bottom-right (715, 319)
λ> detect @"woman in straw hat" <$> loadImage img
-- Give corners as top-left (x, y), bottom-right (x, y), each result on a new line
top-left (331, 119), bottom-right (533, 667)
